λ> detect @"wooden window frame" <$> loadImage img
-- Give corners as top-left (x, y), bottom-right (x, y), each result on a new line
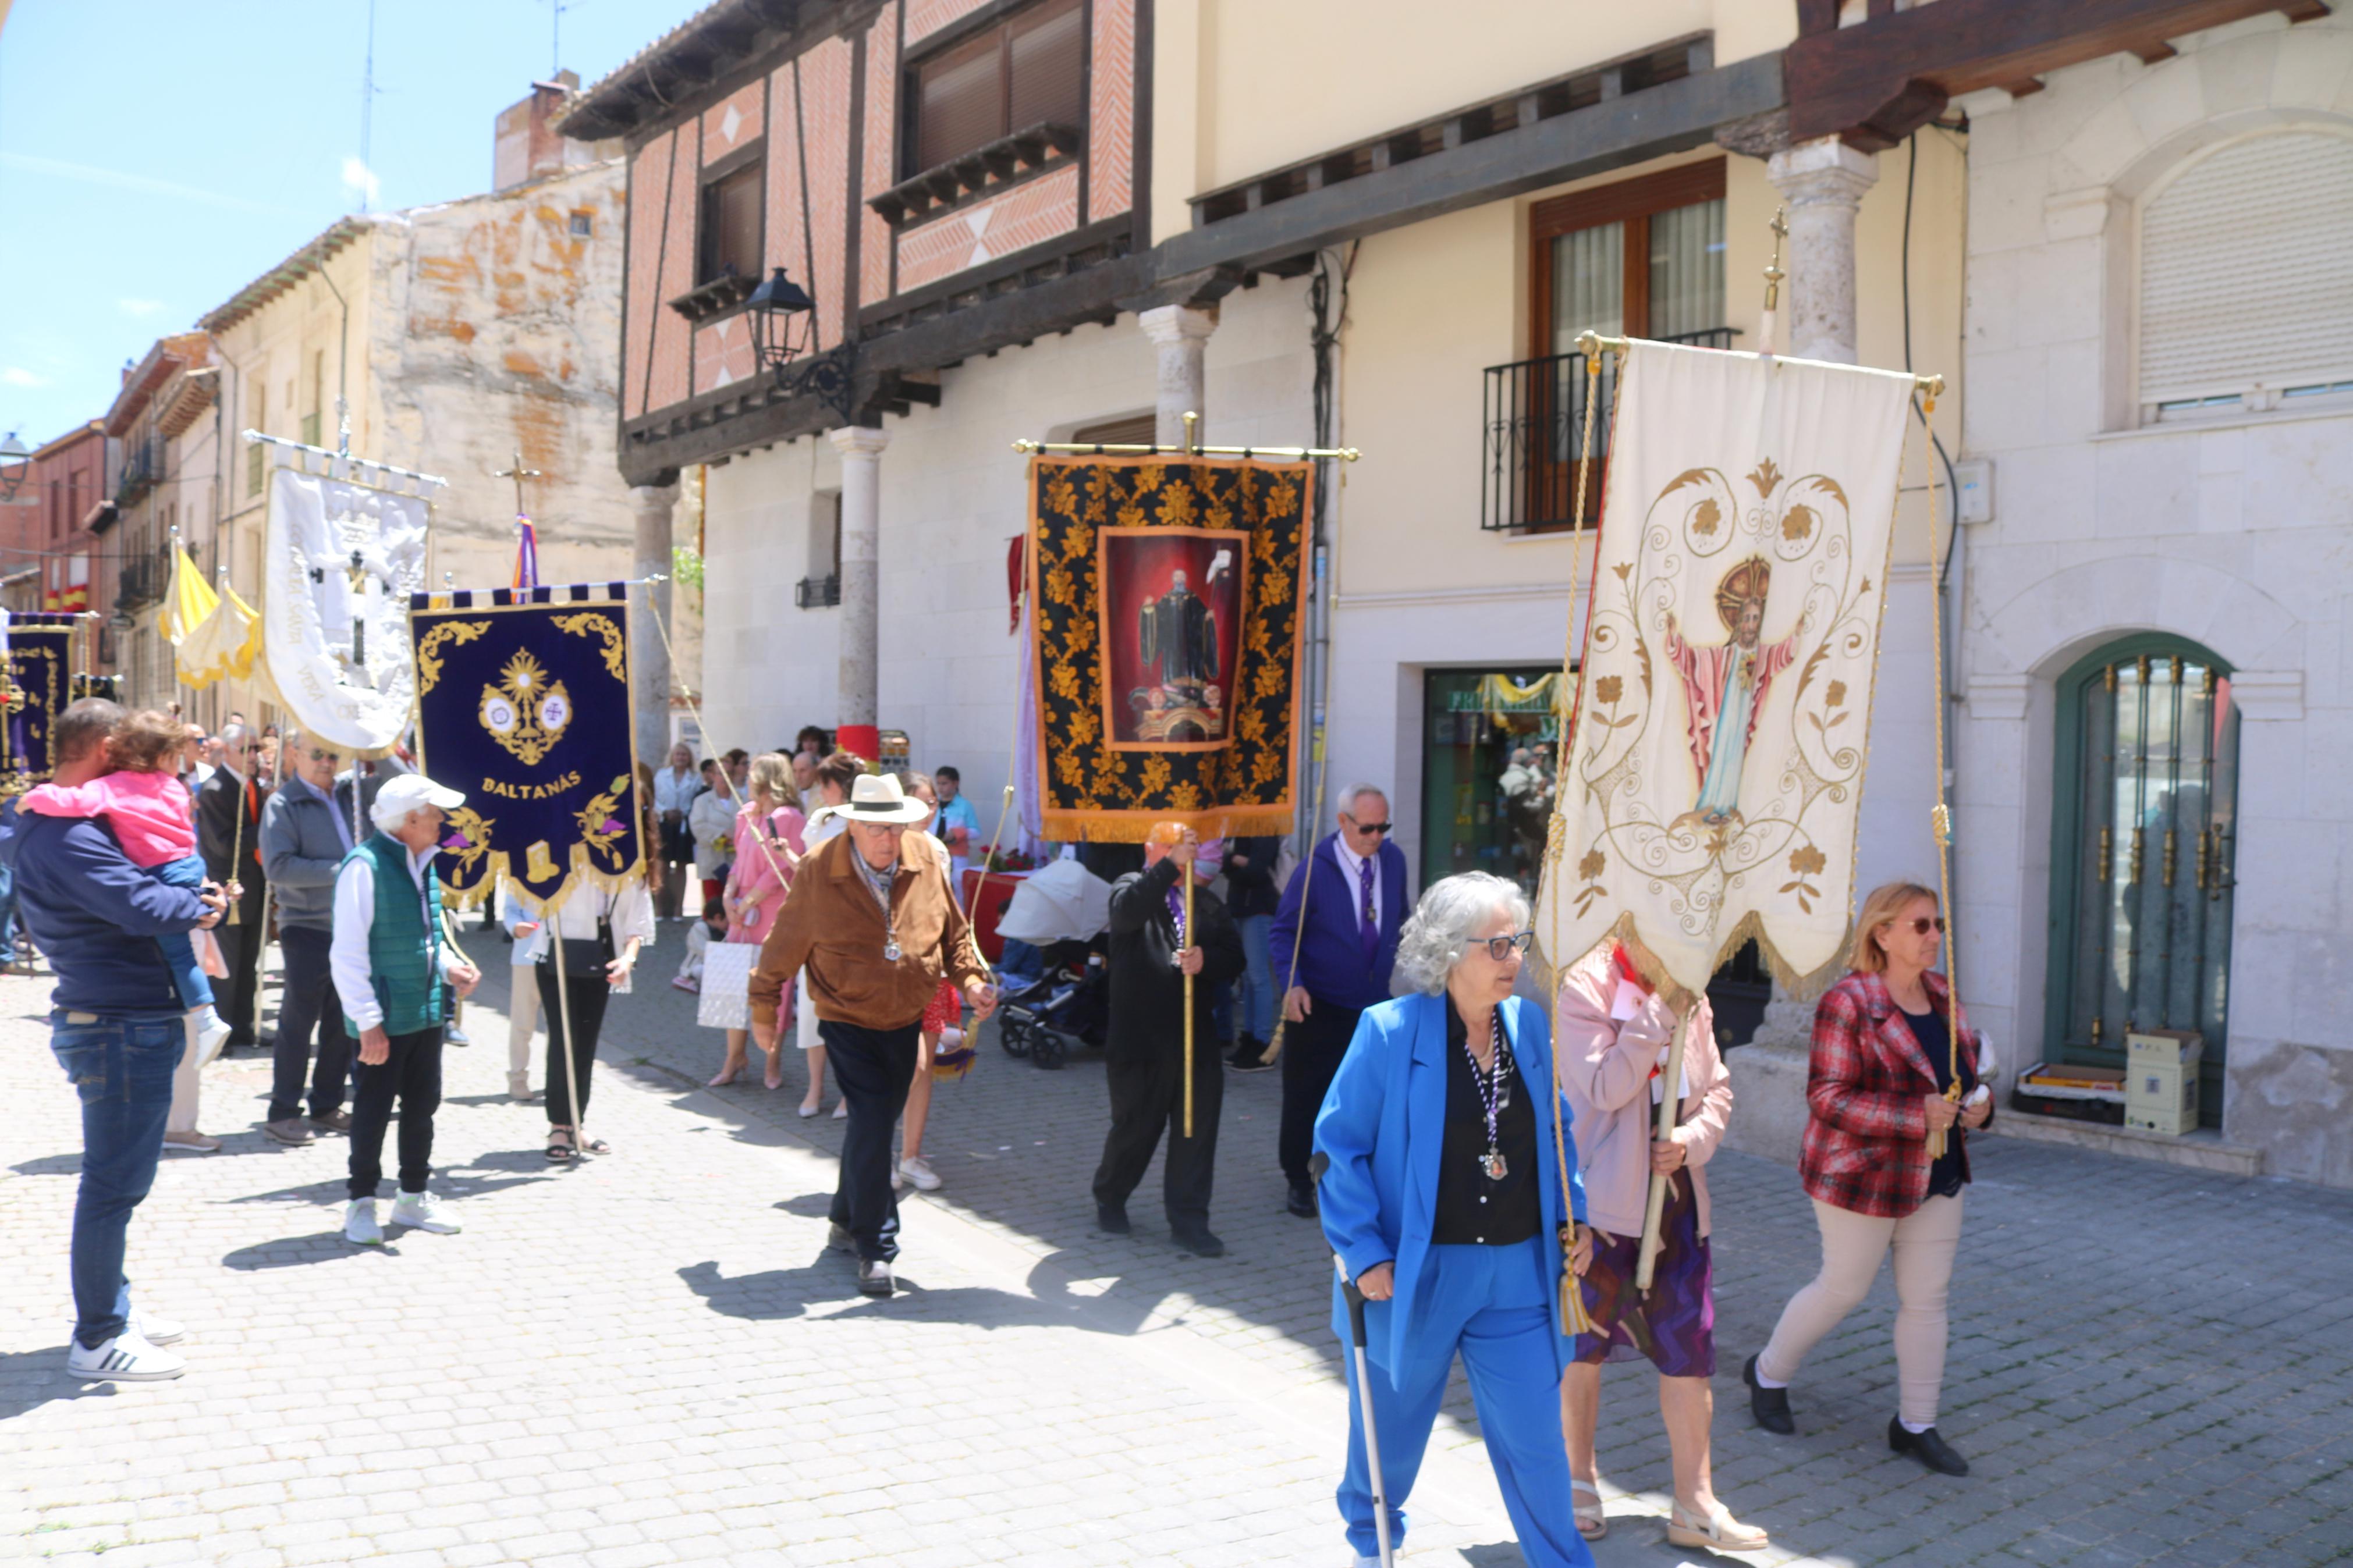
top-left (901, 0), bottom-right (1088, 183)
top-left (695, 146), bottom-right (767, 289)
top-left (1528, 158), bottom-right (1726, 358)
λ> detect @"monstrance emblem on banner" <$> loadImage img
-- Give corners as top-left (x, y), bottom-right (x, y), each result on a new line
top-left (1536, 340), bottom-right (1917, 1000)
top-left (407, 585), bottom-right (643, 913)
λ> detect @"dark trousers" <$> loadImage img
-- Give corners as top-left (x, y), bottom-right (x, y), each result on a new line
top-left (267, 926), bottom-right (350, 1122)
top-left (347, 1027), bottom-right (443, 1200)
top-left (1092, 1036), bottom-right (1224, 1229)
top-left (49, 1011), bottom-right (182, 1347)
top-left (214, 918), bottom-right (264, 1042)
top-left (537, 964), bottom-right (612, 1125)
top-left (821, 1018), bottom-right (920, 1263)
top-left (1279, 1000), bottom-right (1363, 1182)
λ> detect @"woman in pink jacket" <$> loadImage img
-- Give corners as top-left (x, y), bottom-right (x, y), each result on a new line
top-left (711, 753), bottom-right (805, 1090)
top-left (1555, 939), bottom-right (1763, 1554)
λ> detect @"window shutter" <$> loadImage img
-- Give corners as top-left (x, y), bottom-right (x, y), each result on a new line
top-left (1007, 0), bottom-right (1084, 132)
top-left (917, 30), bottom-right (1005, 172)
top-left (2140, 131), bottom-right (2353, 405)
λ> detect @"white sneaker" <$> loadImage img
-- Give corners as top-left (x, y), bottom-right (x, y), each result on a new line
top-left (130, 1309), bottom-right (185, 1346)
top-left (897, 1155), bottom-right (942, 1192)
top-left (66, 1329), bottom-right (184, 1382)
top-left (194, 1011), bottom-right (232, 1065)
top-left (389, 1190), bottom-right (462, 1234)
top-left (344, 1199), bottom-right (384, 1246)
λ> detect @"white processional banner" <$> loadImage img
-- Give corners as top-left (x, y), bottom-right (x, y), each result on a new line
top-left (1536, 340), bottom-right (1917, 1000)
top-left (263, 466), bottom-right (430, 753)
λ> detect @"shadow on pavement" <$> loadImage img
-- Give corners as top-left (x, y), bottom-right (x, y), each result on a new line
top-left (222, 1231), bottom-right (401, 1270)
top-left (0, 1345), bottom-right (125, 1421)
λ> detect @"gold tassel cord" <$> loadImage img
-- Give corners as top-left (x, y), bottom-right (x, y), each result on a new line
top-left (1919, 394), bottom-right (1965, 1161)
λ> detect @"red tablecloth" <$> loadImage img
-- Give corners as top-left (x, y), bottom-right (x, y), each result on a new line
top-left (960, 868), bottom-right (1030, 964)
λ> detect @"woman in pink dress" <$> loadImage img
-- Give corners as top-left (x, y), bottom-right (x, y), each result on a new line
top-left (711, 753), bottom-right (807, 1090)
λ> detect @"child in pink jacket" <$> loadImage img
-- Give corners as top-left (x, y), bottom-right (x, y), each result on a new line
top-left (20, 708), bottom-right (228, 1055)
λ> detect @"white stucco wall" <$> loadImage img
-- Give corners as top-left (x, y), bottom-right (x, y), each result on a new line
top-left (1953, 12), bottom-right (2353, 1184)
top-left (699, 277), bottom-right (1318, 809)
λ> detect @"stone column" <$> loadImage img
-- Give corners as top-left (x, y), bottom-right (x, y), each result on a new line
top-left (1765, 137), bottom-right (1879, 364)
top-left (828, 424), bottom-right (891, 727)
top-left (1138, 304), bottom-right (1217, 447)
top-left (629, 481), bottom-right (680, 771)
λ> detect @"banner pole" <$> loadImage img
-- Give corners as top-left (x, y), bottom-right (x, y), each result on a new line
top-left (1635, 1011), bottom-right (1685, 1296)
top-left (1921, 390), bottom-right (1964, 1160)
top-left (1183, 858), bottom-right (1195, 1139)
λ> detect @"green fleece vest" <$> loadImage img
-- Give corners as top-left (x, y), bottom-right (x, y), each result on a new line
top-left (340, 832), bottom-right (447, 1037)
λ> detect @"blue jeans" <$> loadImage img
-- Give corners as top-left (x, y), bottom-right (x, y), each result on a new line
top-left (0, 855), bottom-right (17, 954)
top-left (1234, 912), bottom-right (1276, 1041)
top-left (49, 1011), bottom-right (184, 1347)
top-left (152, 855), bottom-right (214, 1011)
top-left (1338, 1239), bottom-right (1589, 1566)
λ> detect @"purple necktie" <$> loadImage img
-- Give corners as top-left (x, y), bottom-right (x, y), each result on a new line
top-left (1358, 856), bottom-right (1379, 965)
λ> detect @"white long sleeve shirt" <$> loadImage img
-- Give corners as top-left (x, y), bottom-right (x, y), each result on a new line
top-left (653, 767), bottom-right (699, 816)
top-left (330, 843), bottom-right (470, 1032)
top-left (507, 880), bottom-right (656, 966)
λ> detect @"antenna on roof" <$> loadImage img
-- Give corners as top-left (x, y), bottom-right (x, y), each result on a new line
top-left (549, 0), bottom-right (574, 78)
top-left (358, 0), bottom-right (378, 214)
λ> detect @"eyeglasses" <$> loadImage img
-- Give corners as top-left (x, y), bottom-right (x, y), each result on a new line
top-left (1480, 929), bottom-right (1535, 961)
top-left (1343, 815), bottom-right (1393, 836)
top-left (306, 749), bottom-right (339, 763)
top-left (1898, 916), bottom-right (1946, 935)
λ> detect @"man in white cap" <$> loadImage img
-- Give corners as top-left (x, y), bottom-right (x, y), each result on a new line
top-left (330, 772), bottom-right (481, 1245)
top-left (753, 771), bottom-right (997, 1297)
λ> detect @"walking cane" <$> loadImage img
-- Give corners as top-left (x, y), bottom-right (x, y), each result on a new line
top-left (1309, 1153), bottom-right (1393, 1568)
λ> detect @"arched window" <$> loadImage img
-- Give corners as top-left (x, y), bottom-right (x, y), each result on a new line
top-left (2139, 130), bottom-right (2353, 421)
top-left (2046, 635), bottom-right (2238, 1123)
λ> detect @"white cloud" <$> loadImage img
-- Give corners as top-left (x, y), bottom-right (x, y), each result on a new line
top-left (0, 151), bottom-right (289, 215)
top-left (341, 157), bottom-right (381, 209)
top-left (1, 368), bottom-right (49, 388)
top-left (118, 298), bottom-right (166, 319)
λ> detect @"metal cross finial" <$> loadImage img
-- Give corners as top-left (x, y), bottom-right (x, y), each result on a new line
top-left (1763, 206), bottom-right (1788, 313)
top-left (493, 449), bottom-right (543, 517)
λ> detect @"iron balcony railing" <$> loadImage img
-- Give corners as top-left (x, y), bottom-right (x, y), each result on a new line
top-left (115, 438), bottom-right (164, 507)
top-left (795, 573), bottom-right (840, 609)
top-left (117, 553), bottom-right (164, 610)
top-left (1481, 327), bottom-right (1737, 532)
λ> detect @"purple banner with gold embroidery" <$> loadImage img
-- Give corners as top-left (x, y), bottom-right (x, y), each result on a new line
top-left (406, 583), bottom-right (643, 913)
top-left (1027, 456), bottom-right (1311, 842)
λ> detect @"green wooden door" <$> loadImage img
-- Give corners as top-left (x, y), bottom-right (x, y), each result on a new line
top-left (2045, 637), bottom-right (2240, 1122)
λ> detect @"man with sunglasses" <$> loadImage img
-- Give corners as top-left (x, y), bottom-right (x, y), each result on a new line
top-left (196, 723), bottom-right (272, 1050)
top-left (257, 736), bottom-right (363, 1144)
top-left (1269, 784), bottom-right (1408, 1218)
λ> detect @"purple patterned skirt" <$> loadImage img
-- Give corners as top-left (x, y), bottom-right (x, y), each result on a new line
top-left (1570, 1167), bottom-right (1715, 1378)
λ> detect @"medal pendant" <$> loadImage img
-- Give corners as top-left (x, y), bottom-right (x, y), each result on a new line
top-left (1482, 1151), bottom-right (1508, 1181)
top-left (883, 940), bottom-right (902, 962)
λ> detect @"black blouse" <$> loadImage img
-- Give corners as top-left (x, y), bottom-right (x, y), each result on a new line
top-left (1431, 1002), bottom-right (1541, 1247)
top-left (1903, 1003), bottom-right (1976, 1199)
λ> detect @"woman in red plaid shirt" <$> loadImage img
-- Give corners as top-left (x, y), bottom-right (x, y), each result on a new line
top-left (1742, 881), bottom-right (1992, 1478)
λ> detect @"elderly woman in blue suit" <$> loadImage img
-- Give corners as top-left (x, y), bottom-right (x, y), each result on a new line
top-left (1314, 871), bottom-right (1596, 1567)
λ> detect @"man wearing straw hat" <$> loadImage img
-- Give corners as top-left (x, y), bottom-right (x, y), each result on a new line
top-left (751, 772), bottom-right (996, 1298)
top-left (330, 773), bottom-right (481, 1246)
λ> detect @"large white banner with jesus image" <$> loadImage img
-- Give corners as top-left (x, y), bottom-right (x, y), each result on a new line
top-left (1536, 339), bottom-right (1917, 1000)
top-left (264, 466), bottom-right (431, 755)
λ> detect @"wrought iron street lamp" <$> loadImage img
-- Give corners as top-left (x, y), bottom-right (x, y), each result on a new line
top-left (743, 267), bottom-right (856, 422)
top-left (0, 432), bottom-right (30, 504)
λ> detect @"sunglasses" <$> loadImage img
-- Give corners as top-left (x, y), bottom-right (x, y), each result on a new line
top-left (1343, 815), bottom-right (1393, 837)
top-left (1481, 929), bottom-right (1535, 961)
top-left (1894, 916), bottom-right (1946, 935)
top-left (306, 749), bottom-right (340, 763)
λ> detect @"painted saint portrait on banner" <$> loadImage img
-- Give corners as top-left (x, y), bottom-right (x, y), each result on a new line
top-left (1096, 527), bottom-right (1245, 748)
top-left (1664, 555), bottom-right (1807, 829)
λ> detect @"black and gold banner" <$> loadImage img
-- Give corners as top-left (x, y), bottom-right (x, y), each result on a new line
top-left (5, 612), bottom-right (76, 792)
top-left (1028, 456), bottom-right (1311, 841)
top-left (407, 584), bottom-right (643, 912)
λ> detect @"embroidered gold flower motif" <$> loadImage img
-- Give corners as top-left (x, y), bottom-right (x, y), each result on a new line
top-left (1748, 457), bottom-right (1783, 496)
top-left (1594, 675), bottom-right (1623, 706)
top-left (1781, 503), bottom-right (1816, 543)
top-left (1693, 498), bottom-right (1721, 536)
top-left (480, 649), bottom-right (571, 766)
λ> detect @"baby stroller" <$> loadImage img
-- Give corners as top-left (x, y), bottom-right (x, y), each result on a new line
top-left (992, 859), bottom-right (1114, 1071)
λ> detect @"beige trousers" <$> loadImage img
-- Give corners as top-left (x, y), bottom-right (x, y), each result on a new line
top-left (1757, 1192), bottom-right (1965, 1428)
top-left (508, 976), bottom-right (541, 1078)
top-left (167, 1015), bottom-right (203, 1134)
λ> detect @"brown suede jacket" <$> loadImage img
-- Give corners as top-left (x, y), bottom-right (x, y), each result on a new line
top-left (750, 831), bottom-right (988, 1033)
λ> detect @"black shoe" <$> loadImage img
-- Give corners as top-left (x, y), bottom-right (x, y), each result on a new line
top-left (826, 1222), bottom-right (856, 1253)
top-left (1888, 1418), bottom-right (1969, 1476)
top-left (1096, 1201), bottom-right (1131, 1236)
top-left (1170, 1225), bottom-right (1225, 1258)
top-left (1744, 1354), bottom-right (1794, 1435)
top-left (1286, 1179), bottom-right (1318, 1218)
top-left (1228, 1036), bottom-right (1273, 1072)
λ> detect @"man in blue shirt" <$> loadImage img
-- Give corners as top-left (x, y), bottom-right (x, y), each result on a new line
top-left (4, 699), bottom-right (224, 1382)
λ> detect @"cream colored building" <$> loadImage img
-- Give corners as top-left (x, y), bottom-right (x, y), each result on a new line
top-left (191, 79), bottom-right (640, 727)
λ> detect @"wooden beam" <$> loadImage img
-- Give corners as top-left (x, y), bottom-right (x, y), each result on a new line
top-left (1158, 51), bottom-right (1782, 279)
top-left (1789, 0), bottom-right (2303, 148)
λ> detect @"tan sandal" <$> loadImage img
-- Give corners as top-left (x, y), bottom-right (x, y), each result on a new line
top-left (1667, 1499), bottom-right (1769, 1553)
top-left (1571, 1480), bottom-right (1607, 1541)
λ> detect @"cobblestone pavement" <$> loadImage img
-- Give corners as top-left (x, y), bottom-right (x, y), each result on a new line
top-left (3, 926), bottom-right (2351, 1567)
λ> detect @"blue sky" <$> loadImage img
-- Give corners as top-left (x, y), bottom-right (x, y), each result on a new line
top-left (0, 0), bottom-right (709, 447)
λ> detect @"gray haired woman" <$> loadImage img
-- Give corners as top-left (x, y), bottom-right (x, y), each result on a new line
top-left (1312, 872), bottom-right (1597, 1567)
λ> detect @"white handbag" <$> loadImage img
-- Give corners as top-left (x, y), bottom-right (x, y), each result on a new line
top-left (695, 941), bottom-right (755, 1031)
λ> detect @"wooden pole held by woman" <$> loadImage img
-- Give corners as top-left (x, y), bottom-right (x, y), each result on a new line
top-left (1635, 1008), bottom-right (1687, 1295)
